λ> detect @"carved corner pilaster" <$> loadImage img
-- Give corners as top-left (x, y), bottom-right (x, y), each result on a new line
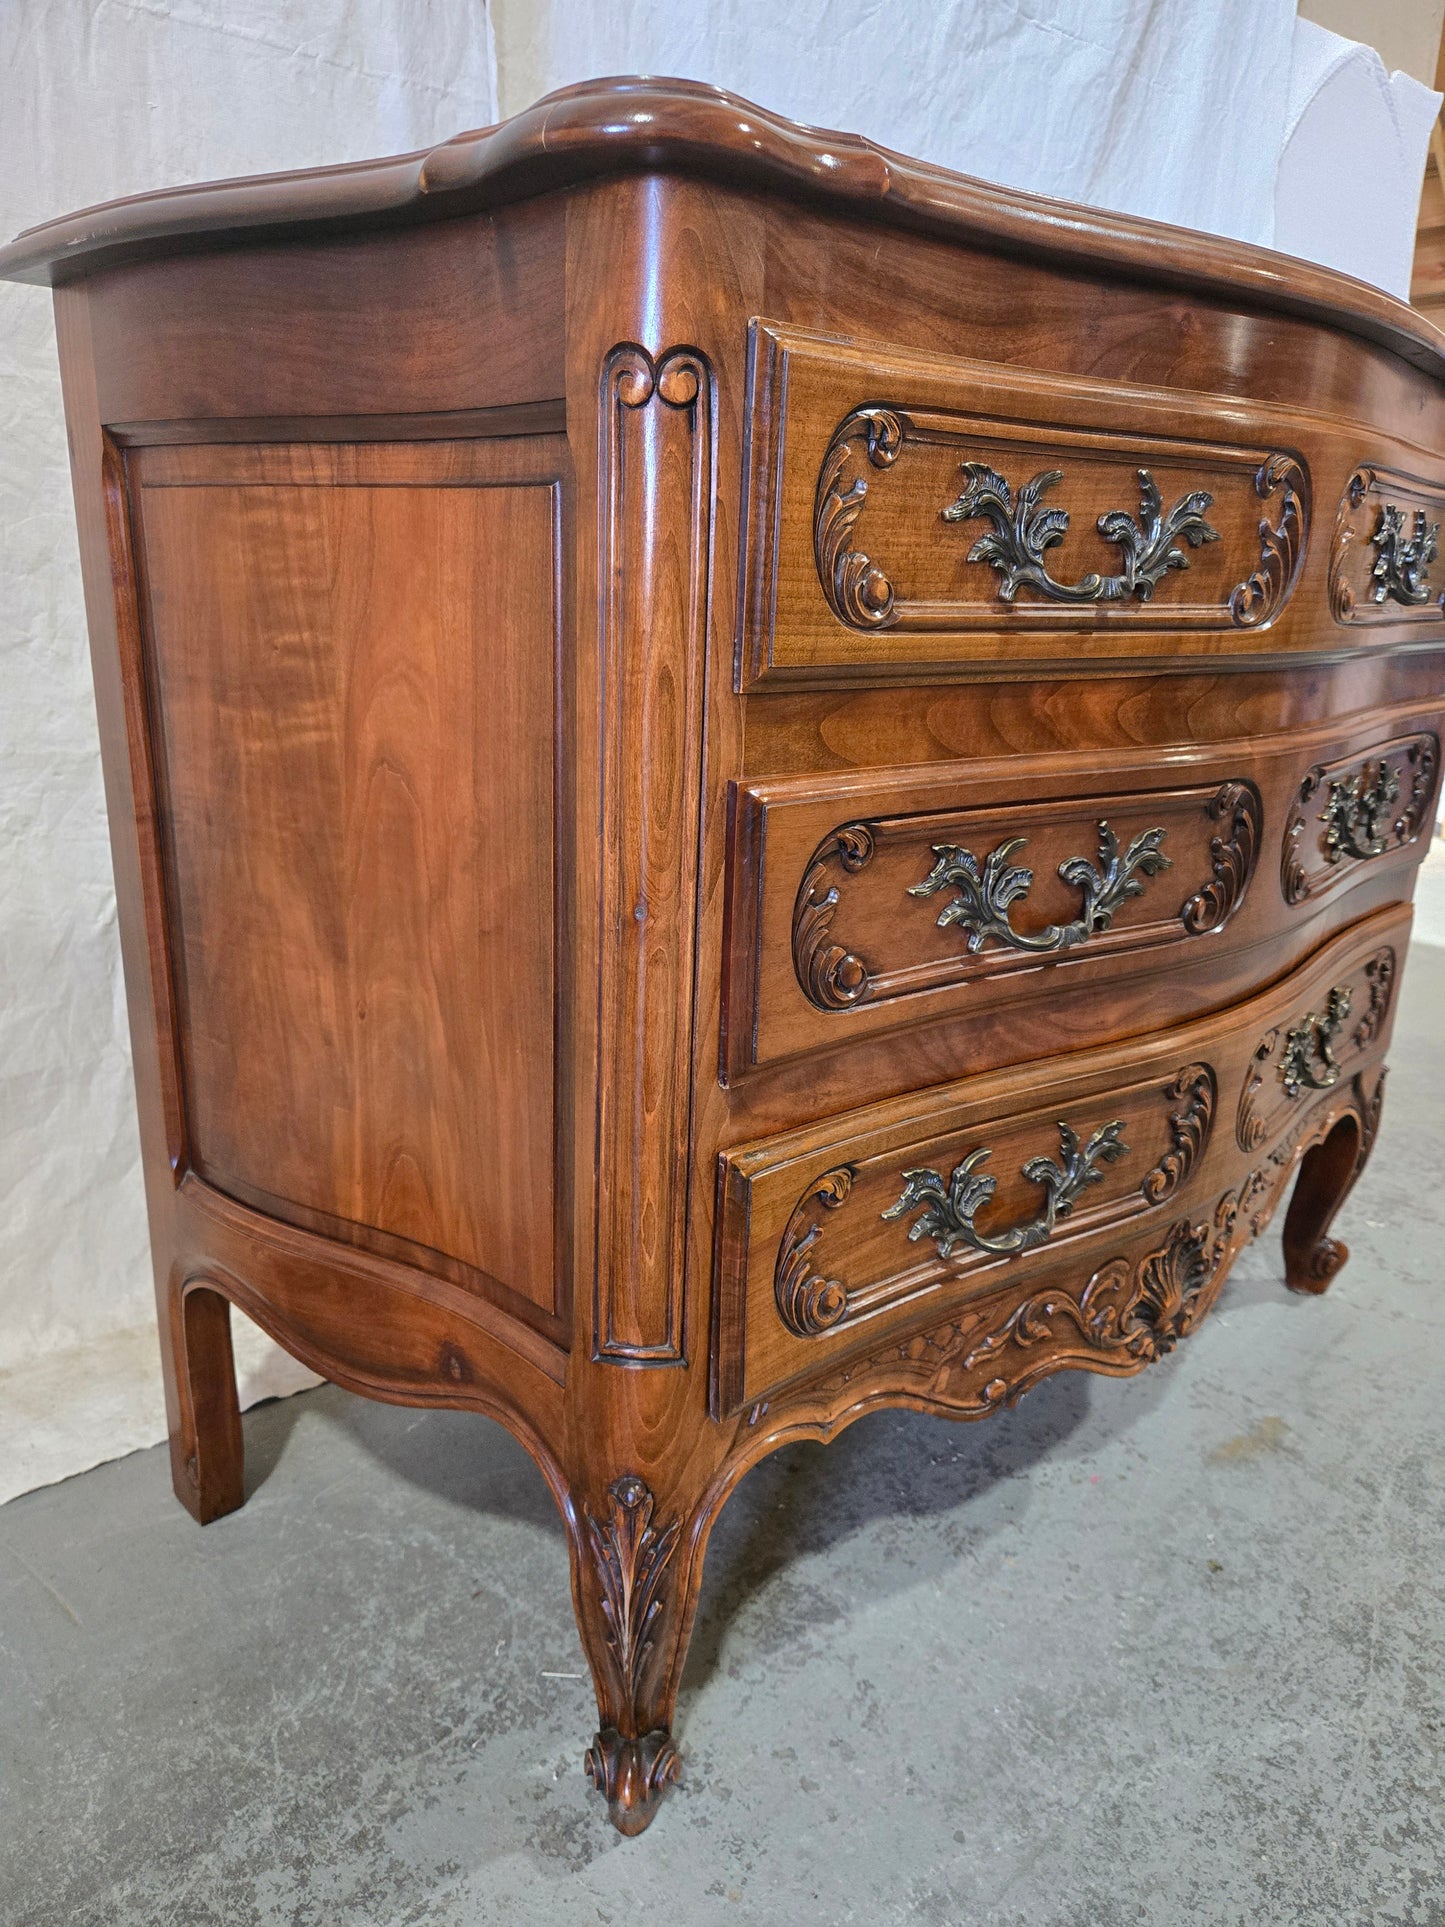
top-left (594, 345), bottom-right (713, 1365)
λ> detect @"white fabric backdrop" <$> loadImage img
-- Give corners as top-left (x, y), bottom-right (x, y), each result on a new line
top-left (0, 2), bottom-right (498, 1504)
top-left (497, 0), bottom-right (1299, 248)
top-left (1, 1), bottom-right (1439, 1503)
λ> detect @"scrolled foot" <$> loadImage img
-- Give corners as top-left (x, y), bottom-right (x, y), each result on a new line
top-left (1285, 1234), bottom-right (1348, 1295)
top-left (583, 1725), bottom-right (680, 1835)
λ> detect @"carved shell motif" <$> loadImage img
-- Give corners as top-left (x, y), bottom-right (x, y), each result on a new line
top-left (1141, 1064), bottom-right (1215, 1203)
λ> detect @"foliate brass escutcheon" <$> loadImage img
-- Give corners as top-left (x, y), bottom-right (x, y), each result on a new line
top-left (1329, 465), bottom-right (1445, 622)
top-left (941, 463), bottom-right (1219, 605)
top-left (908, 821), bottom-right (1171, 956)
top-left (882, 1119), bottom-right (1129, 1261)
top-left (1279, 986), bottom-right (1352, 1100)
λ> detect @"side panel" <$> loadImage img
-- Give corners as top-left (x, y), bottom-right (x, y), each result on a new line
top-left (130, 438), bottom-right (564, 1323)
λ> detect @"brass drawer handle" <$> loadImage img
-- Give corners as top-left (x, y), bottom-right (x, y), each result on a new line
top-left (909, 821), bottom-right (1171, 955)
top-left (1368, 502), bottom-right (1440, 607)
top-left (942, 464), bottom-right (1218, 605)
top-left (1323, 761), bottom-right (1406, 863)
top-left (1280, 986), bottom-right (1351, 1098)
top-left (882, 1118), bottom-right (1129, 1260)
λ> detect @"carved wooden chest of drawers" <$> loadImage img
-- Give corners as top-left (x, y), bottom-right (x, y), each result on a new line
top-left (7, 77), bottom-right (1444, 1835)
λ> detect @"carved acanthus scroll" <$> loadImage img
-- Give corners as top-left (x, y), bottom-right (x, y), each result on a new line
top-left (814, 408), bottom-right (905, 628)
top-left (581, 1474), bottom-right (684, 1835)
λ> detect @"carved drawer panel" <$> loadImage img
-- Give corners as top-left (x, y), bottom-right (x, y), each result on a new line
top-left (1330, 465), bottom-right (1445, 626)
top-left (712, 905), bottom-right (1405, 1417)
top-left (1281, 731), bottom-right (1438, 906)
top-left (725, 759), bottom-right (1257, 1075)
top-left (741, 323), bottom-right (1317, 684)
top-left (724, 709), bottom-right (1439, 1079)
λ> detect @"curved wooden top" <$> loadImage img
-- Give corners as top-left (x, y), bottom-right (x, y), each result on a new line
top-left (5, 73), bottom-right (1445, 377)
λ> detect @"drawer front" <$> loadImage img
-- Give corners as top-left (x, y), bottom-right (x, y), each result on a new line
top-left (723, 711), bottom-right (1439, 1077)
top-left (713, 904), bottom-right (1406, 1416)
top-left (740, 323), bottom-right (1445, 686)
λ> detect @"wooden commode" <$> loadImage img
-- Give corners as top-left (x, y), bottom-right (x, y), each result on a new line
top-left (5, 77), bottom-right (1444, 1834)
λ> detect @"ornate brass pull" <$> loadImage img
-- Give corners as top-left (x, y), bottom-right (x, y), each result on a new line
top-left (882, 1119), bottom-right (1129, 1260)
top-left (1369, 502), bottom-right (1440, 607)
top-left (1281, 986), bottom-right (1351, 1098)
top-left (942, 464), bottom-right (1219, 605)
top-left (909, 821), bottom-right (1170, 955)
top-left (1322, 761), bottom-right (1403, 864)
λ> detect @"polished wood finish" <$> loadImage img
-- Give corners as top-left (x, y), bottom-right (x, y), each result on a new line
top-left (9, 79), bottom-right (1445, 1838)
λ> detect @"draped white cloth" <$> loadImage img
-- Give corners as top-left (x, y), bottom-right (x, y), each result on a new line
top-left (0, 1), bottom-right (1437, 1503)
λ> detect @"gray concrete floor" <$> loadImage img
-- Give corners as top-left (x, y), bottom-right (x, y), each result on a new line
top-left (4, 951), bottom-right (1445, 1927)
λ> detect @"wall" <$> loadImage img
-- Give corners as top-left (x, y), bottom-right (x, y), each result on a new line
top-left (1298, 0), bottom-right (1445, 83)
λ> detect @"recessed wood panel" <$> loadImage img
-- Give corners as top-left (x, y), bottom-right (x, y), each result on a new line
top-left (131, 439), bottom-right (562, 1321)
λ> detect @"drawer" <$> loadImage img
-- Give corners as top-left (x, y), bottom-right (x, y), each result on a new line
top-left (712, 903), bottom-right (1406, 1416)
top-left (722, 713), bottom-right (1439, 1078)
top-left (739, 324), bottom-right (1445, 686)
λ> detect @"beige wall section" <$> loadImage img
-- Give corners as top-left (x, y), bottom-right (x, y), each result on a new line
top-left (1298, 0), bottom-right (1445, 83)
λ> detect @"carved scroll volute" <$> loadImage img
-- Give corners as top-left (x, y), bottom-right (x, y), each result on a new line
top-left (1180, 781), bottom-right (1261, 934)
top-left (1229, 455), bottom-right (1309, 629)
top-left (791, 823), bottom-right (877, 1008)
top-left (814, 408), bottom-right (905, 628)
top-left (595, 345), bottom-right (712, 1365)
top-left (1141, 1064), bottom-right (1215, 1203)
top-left (775, 1168), bottom-right (855, 1336)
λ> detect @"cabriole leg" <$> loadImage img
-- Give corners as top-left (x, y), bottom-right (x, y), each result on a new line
top-left (568, 1471), bottom-right (710, 1836)
top-left (1282, 1091), bottom-right (1379, 1295)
